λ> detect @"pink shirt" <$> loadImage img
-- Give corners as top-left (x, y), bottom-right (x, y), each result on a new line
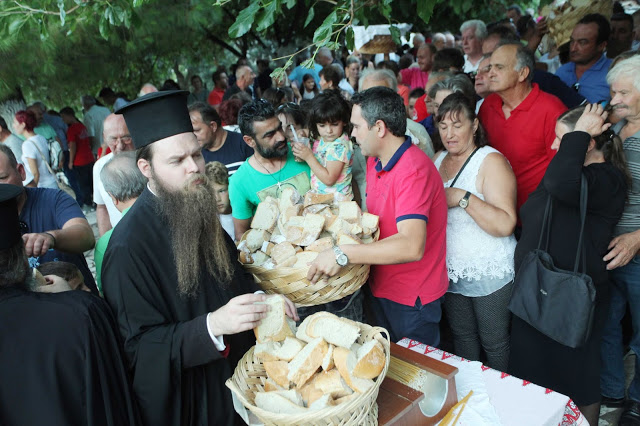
top-left (399, 67), bottom-right (429, 90)
top-left (366, 139), bottom-right (448, 306)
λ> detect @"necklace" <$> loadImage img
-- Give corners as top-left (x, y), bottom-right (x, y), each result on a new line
top-left (255, 156), bottom-right (284, 189)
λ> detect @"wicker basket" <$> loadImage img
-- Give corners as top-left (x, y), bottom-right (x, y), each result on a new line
top-left (226, 323), bottom-right (390, 425)
top-left (243, 229), bottom-right (380, 306)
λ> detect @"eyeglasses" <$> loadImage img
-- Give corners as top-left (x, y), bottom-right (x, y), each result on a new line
top-left (108, 135), bottom-right (133, 144)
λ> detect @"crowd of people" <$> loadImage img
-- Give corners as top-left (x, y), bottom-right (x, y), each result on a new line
top-left (1, 3), bottom-right (640, 426)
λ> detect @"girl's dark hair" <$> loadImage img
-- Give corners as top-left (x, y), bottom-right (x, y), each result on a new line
top-left (558, 106), bottom-right (631, 185)
top-left (277, 103), bottom-right (308, 128)
top-left (262, 88), bottom-right (287, 108)
top-left (308, 91), bottom-right (352, 140)
top-left (302, 73), bottom-right (319, 95)
top-left (435, 92), bottom-right (488, 148)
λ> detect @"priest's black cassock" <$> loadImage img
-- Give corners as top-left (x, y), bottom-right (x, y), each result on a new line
top-left (0, 287), bottom-right (139, 426)
top-left (102, 187), bottom-right (258, 426)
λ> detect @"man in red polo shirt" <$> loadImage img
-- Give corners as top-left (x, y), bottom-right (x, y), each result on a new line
top-left (307, 86), bottom-right (448, 346)
top-left (478, 43), bottom-right (566, 214)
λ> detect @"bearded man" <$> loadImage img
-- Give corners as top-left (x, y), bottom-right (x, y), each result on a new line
top-left (101, 91), bottom-right (297, 426)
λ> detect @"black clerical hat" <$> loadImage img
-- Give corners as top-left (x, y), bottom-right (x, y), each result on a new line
top-left (0, 184), bottom-right (23, 250)
top-left (114, 90), bottom-right (193, 149)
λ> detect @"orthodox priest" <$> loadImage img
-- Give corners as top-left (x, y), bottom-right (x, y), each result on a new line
top-left (101, 90), bottom-right (298, 426)
top-left (0, 183), bottom-right (139, 426)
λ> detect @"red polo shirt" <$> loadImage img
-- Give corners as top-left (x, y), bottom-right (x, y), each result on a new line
top-left (414, 94), bottom-right (428, 122)
top-left (208, 88), bottom-right (225, 107)
top-left (366, 138), bottom-right (448, 307)
top-left (478, 83), bottom-right (566, 212)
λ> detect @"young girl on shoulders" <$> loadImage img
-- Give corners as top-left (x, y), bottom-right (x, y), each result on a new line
top-left (292, 91), bottom-right (354, 200)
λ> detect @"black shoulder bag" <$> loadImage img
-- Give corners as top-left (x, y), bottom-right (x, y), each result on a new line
top-left (508, 174), bottom-right (596, 348)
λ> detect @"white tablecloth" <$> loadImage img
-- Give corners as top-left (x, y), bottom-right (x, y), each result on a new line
top-left (397, 338), bottom-right (588, 426)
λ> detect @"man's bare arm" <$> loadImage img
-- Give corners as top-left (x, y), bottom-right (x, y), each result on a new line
top-left (96, 204), bottom-right (112, 237)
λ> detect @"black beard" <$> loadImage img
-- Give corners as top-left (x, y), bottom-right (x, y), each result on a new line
top-left (255, 139), bottom-right (289, 159)
top-left (153, 172), bottom-right (234, 297)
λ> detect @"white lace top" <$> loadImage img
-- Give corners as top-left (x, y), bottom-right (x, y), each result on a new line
top-left (434, 146), bottom-right (516, 292)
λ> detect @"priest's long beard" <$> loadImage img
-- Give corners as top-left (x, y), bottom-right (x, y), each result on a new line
top-left (153, 172), bottom-right (234, 297)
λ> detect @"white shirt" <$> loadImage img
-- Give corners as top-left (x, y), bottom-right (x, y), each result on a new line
top-left (21, 135), bottom-right (58, 189)
top-left (463, 55), bottom-right (481, 73)
top-left (220, 213), bottom-right (235, 240)
top-left (93, 152), bottom-right (122, 227)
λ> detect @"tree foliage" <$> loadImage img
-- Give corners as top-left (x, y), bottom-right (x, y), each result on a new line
top-left (0, 0), bottom-right (545, 105)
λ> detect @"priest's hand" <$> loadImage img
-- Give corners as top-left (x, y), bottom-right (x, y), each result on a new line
top-left (270, 295), bottom-right (299, 322)
top-left (22, 232), bottom-right (55, 257)
top-left (207, 293), bottom-right (270, 336)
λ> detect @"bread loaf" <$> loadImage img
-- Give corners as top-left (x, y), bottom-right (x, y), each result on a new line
top-left (303, 204), bottom-right (329, 216)
top-left (305, 237), bottom-right (334, 253)
top-left (333, 347), bottom-right (374, 393)
top-left (251, 202), bottom-right (279, 232)
top-left (287, 337), bottom-right (328, 387)
top-left (293, 251), bottom-right (319, 269)
top-left (254, 296), bottom-right (294, 343)
top-left (245, 229), bottom-right (271, 252)
top-left (254, 390), bottom-right (305, 414)
top-left (271, 242), bottom-right (297, 265)
top-left (352, 339), bottom-right (385, 379)
top-left (337, 233), bottom-right (362, 246)
top-left (315, 369), bottom-right (353, 398)
top-left (238, 251), bottom-right (253, 264)
top-left (264, 360), bottom-right (291, 389)
top-left (298, 373), bottom-right (324, 406)
top-left (299, 214), bottom-right (326, 246)
top-left (304, 192), bottom-right (334, 207)
top-left (263, 377), bottom-right (286, 392)
top-left (307, 313), bottom-right (361, 348)
top-left (279, 187), bottom-right (301, 212)
top-left (338, 201), bottom-right (361, 224)
top-left (361, 212), bottom-right (379, 230)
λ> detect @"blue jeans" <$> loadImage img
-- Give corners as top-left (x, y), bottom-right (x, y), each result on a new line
top-left (601, 255), bottom-right (640, 402)
top-left (62, 151), bottom-right (82, 205)
top-left (366, 286), bottom-right (443, 346)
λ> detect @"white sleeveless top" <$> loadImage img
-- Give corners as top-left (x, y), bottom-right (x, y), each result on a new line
top-left (434, 146), bottom-right (516, 289)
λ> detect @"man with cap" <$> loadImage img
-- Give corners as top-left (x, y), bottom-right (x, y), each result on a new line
top-left (101, 91), bottom-right (298, 426)
top-left (0, 183), bottom-right (139, 426)
top-left (0, 144), bottom-right (98, 293)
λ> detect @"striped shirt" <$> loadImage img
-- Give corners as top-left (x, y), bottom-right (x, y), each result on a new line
top-left (614, 120), bottom-right (640, 236)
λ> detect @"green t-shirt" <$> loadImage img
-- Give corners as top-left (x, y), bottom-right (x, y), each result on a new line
top-left (230, 150), bottom-right (311, 220)
top-left (95, 207), bottom-right (130, 294)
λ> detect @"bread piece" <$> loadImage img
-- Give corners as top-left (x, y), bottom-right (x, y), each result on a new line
top-left (361, 235), bottom-right (375, 244)
top-left (276, 256), bottom-right (297, 269)
top-left (239, 251), bottom-right (253, 264)
top-left (327, 217), bottom-right (350, 237)
top-left (251, 202), bottom-right (279, 232)
top-left (254, 391), bottom-right (305, 414)
top-left (333, 347), bottom-right (375, 393)
top-left (279, 187), bottom-right (302, 212)
top-left (322, 344), bottom-right (335, 371)
top-left (251, 251), bottom-right (269, 266)
top-left (261, 241), bottom-right (275, 256)
top-left (338, 201), bottom-right (361, 224)
top-left (305, 237), bottom-right (334, 253)
top-left (298, 373), bottom-right (324, 406)
top-left (304, 192), bottom-right (334, 207)
top-left (352, 339), bottom-right (385, 379)
top-left (271, 242), bottom-right (297, 265)
top-left (287, 337), bottom-right (328, 387)
top-left (254, 341), bottom-right (281, 362)
top-left (315, 369), bottom-right (354, 398)
top-left (335, 392), bottom-right (361, 405)
top-left (296, 312), bottom-right (335, 342)
top-left (285, 225), bottom-right (304, 245)
top-left (273, 337), bottom-right (305, 361)
top-left (293, 251), bottom-right (319, 269)
top-left (263, 377), bottom-right (285, 392)
top-left (245, 229), bottom-right (271, 252)
top-left (309, 394), bottom-right (334, 411)
top-left (361, 212), bottom-right (379, 230)
top-left (303, 204), bottom-right (329, 216)
top-left (337, 232), bottom-right (363, 246)
top-left (263, 195), bottom-right (278, 206)
top-left (254, 297), bottom-right (294, 343)
top-left (299, 214), bottom-right (326, 246)
top-left (263, 360), bottom-right (290, 389)
top-left (349, 223), bottom-right (363, 236)
top-left (307, 314), bottom-right (361, 349)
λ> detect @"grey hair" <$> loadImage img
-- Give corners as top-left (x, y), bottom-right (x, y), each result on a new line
top-left (428, 74), bottom-right (476, 104)
top-left (346, 55), bottom-right (361, 67)
top-left (432, 33), bottom-right (446, 43)
top-left (497, 42), bottom-right (535, 83)
top-left (81, 95), bottom-right (96, 108)
top-left (607, 55), bottom-right (640, 92)
top-left (0, 144), bottom-right (18, 170)
top-left (460, 19), bottom-right (488, 40)
top-left (100, 151), bottom-right (147, 202)
top-left (235, 65), bottom-right (252, 80)
top-left (413, 33), bottom-right (426, 44)
top-left (358, 69), bottom-right (397, 92)
top-left (317, 47), bottom-right (333, 60)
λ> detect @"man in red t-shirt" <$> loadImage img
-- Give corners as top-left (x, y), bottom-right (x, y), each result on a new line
top-left (399, 44), bottom-right (435, 90)
top-left (207, 70), bottom-right (229, 108)
top-left (60, 106), bottom-right (95, 209)
top-left (478, 43), bottom-right (566, 215)
top-left (308, 87), bottom-right (448, 346)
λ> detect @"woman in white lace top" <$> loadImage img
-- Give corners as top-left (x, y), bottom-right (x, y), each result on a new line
top-left (432, 92), bottom-right (517, 370)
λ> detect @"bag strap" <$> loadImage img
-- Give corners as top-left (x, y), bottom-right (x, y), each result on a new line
top-left (573, 173), bottom-right (588, 273)
top-left (29, 139), bottom-right (56, 176)
top-left (537, 194), bottom-right (553, 251)
top-left (449, 147), bottom-right (479, 188)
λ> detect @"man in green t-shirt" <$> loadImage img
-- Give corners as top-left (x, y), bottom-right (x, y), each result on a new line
top-left (94, 151), bottom-right (147, 293)
top-left (230, 100), bottom-right (310, 241)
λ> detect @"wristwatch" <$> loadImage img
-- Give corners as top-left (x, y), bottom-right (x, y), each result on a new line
top-left (459, 191), bottom-right (472, 209)
top-left (333, 246), bottom-right (349, 266)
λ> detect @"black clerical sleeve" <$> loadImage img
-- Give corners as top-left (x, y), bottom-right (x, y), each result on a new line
top-left (542, 130), bottom-right (589, 206)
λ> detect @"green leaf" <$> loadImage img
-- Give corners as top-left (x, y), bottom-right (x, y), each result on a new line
top-left (389, 25), bottom-right (400, 45)
top-left (8, 18), bottom-right (25, 35)
top-left (301, 58), bottom-right (315, 69)
top-left (303, 7), bottom-right (315, 28)
top-left (324, 41), bottom-right (340, 50)
top-left (284, 0), bottom-right (296, 9)
top-left (345, 26), bottom-right (355, 51)
top-left (228, 2), bottom-right (260, 38)
top-left (133, 0), bottom-right (145, 7)
top-left (379, 3), bottom-right (391, 19)
top-left (58, 0), bottom-right (66, 26)
top-left (462, 0), bottom-right (472, 13)
top-left (39, 21), bottom-right (49, 41)
top-left (313, 10), bottom-right (336, 43)
top-left (416, 0), bottom-right (436, 24)
top-left (256, 0), bottom-right (278, 32)
top-left (99, 17), bottom-right (109, 39)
